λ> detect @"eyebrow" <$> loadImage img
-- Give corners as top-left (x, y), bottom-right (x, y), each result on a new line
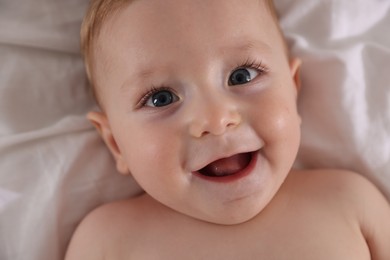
top-left (120, 68), bottom-right (155, 92)
top-left (220, 40), bottom-right (272, 55)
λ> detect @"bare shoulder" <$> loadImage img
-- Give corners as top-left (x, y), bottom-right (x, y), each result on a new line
top-left (287, 169), bottom-right (387, 204)
top-left (65, 195), bottom-right (148, 260)
top-left (287, 169), bottom-right (390, 259)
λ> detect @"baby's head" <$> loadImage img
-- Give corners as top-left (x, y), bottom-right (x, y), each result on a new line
top-left (82, 0), bottom-right (301, 225)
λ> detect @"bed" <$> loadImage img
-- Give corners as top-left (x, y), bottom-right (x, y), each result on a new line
top-left (0, 0), bottom-right (389, 259)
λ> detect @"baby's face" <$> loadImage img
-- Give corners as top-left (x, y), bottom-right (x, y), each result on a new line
top-left (92, 0), bottom-right (301, 224)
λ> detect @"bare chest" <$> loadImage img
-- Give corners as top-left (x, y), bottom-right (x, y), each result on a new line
top-left (109, 210), bottom-right (370, 260)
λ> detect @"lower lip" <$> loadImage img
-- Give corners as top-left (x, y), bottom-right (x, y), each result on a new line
top-left (192, 151), bottom-right (259, 183)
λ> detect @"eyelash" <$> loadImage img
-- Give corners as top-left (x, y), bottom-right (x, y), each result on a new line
top-left (233, 59), bottom-right (268, 76)
top-left (136, 86), bottom-right (174, 108)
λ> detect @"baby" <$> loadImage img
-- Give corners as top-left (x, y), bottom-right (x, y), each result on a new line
top-left (65, 0), bottom-right (390, 259)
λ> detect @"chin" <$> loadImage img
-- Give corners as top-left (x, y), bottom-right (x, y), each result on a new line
top-left (209, 211), bottom-right (261, 226)
top-left (199, 201), bottom-right (267, 226)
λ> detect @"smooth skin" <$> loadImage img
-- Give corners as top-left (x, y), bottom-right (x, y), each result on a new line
top-left (65, 0), bottom-right (390, 259)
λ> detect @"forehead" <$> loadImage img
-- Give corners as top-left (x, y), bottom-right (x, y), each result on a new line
top-left (95, 0), bottom-right (283, 86)
top-left (102, 0), bottom-right (279, 48)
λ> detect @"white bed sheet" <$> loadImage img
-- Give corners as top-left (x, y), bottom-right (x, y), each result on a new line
top-left (0, 0), bottom-right (389, 259)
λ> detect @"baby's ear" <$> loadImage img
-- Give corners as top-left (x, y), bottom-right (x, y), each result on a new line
top-left (290, 58), bottom-right (302, 92)
top-left (87, 111), bottom-right (130, 175)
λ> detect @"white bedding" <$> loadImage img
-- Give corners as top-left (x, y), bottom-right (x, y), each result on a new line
top-left (0, 0), bottom-right (389, 259)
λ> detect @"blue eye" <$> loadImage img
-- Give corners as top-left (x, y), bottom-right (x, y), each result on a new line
top-left (228, 68), bottom-right (259, 86)
top-left (145, 90), bottom-right (178, 107)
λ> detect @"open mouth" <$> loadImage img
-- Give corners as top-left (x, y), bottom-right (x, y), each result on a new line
top-left (198, 152), bottom-right (254, 178)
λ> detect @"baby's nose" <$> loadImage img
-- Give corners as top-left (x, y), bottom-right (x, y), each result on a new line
top-left (188, 93), bottom-right (242, 138)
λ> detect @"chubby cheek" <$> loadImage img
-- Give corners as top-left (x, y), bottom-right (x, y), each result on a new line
top-left (114, 117), bottom-right (182, 182)
top-left (253, 96), bottom-right (301, 169)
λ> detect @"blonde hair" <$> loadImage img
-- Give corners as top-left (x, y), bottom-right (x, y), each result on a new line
top-left (81, 0), bottom-right (130, 101)
top-left (80, 0), bottom-right (283, 101)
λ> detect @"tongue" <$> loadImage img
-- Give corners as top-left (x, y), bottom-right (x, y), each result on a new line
top-left (199, 153), bottom-right (251, 177)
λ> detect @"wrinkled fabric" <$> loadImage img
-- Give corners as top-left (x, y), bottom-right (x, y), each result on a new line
top-left (275, 0), bottom-right (390, 198)
top-left (0, 0), bottom-right (389, 259)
